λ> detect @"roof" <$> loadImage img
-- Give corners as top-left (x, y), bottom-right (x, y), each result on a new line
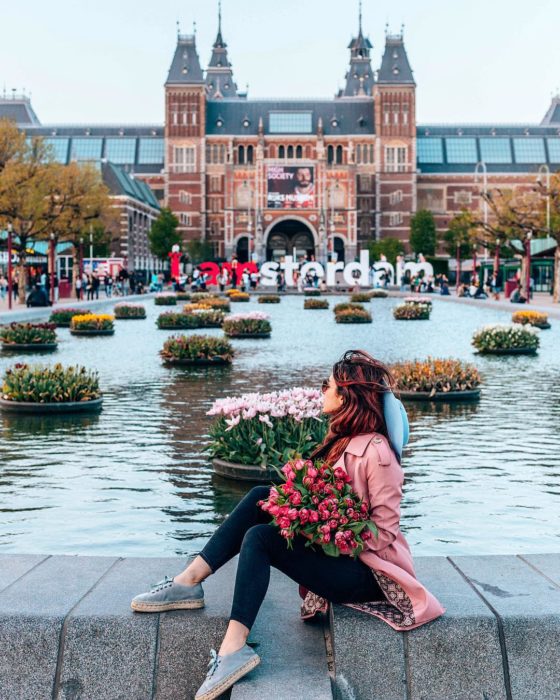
top-left (0, 96), bottom-right (41, 125)
top-left (378, 34), bottom-right (415, 85)
top-left (541, 96), bottom-right (560, 126)
top-left (165, 34), bottom-right (204, 85)
top-left (206, 99), bottom-right (375, 136)
top-left (101, 162), bottom-right (160, 209)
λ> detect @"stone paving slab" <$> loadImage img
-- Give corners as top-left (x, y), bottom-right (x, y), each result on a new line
top-left (231, 570), bottom-right (331, 700)
top-left (520, 552), bottom-right (560, 587)
top-left (0, 555), bottom-right (117, 700)
top-left (0, 552), bottom-right (49, 592)
top-left (407, 557), bottom-right (507, 700)
top-left (57, 556), bottom-right (178, 700)
top-left (451, 554), bottom-right (560, 700)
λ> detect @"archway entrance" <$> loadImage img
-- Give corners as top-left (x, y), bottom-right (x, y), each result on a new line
top-left (265, 220), bottom-right (316, 262)
top-left (235, 236), bottom-right (249, 263)
top-left (333, 236), bottom-right (345, 263)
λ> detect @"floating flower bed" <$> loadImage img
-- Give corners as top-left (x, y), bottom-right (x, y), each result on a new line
top-left (404, 296), bottom-right (433, 309)
top-left (333, 302), bottom-right (364, 315)
top-left (229, 291), bottom-right (250, 302)
top-left (223, 312), bottom-right (271, 338)
top-left (206, 386), bottom-right (327, 480)
top-left (160, 334), bottom-right (234, 366)
top-left (70, 314), bottom-right (115, 336)
top-left (176, 292), bottom-right (191, 301)
top-left (154, 293), bottom-right (177, 306)
top-left (304, 299), bottom-right (329, 310)
top-left (335, 307), bottom-right (372, 324)
top-left (258, 295), bottom-right (281, 304)
top-left (114, 303), bottom-right (146, 319)
top-left (303, 288), bottom-right (321, 297)
top-left (157, 310), bottom-right (225, 330)
top-left (0, 323), bottom-right (58, 351)
top-left (350, 292), bottom-right (372, 303)
top-left (393, 303), bottom-right (431, 320)
top-left (49, 308), bottom-right (93, 327)
top-left (0, 362), bottom-right (102, 413)
top-left (191, 292), bottom-right (214, 302)
top-left (472, 324), bottom-right (539, 355)
top-left (391, 358), bottom-right (481, 401)
top-left (185, 296), bottom-right (230, 311)
top-left (369, 289), bottom-right (388, 298)
top-left (512, 310), bottom-right (551, 329)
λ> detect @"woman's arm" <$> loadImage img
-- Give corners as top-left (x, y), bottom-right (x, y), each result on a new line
top-left (362, 443), bottom-right (402, 552)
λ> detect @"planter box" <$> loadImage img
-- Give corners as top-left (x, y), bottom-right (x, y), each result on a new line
top-left (477, 347), bottom-right (538, 356)
top-left (0, 397), bottom-right (103, 414)
top-left (162, 357), bottom-right (232, 367)
top-left (115, 315), bottom-right (146, 321)
top-left (212, 458), bottom-right (280, 483)
top-left (225, 332), bottom-right (271, 338)
top-left (398, 389), bottom-right (481, 402)
top-left (1, 343), bottom-right (58, 352)
top-left (70, 329), bottom-right (115, 336)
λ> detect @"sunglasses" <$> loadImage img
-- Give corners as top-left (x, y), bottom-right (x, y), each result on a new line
top-left (321, 378), bottom-right (330, 394)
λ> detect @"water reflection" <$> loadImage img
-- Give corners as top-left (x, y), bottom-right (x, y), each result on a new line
top-left (0, 295), bottom-right (559, 557)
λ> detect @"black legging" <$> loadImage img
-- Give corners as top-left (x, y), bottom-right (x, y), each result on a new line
top-left (200, 486), bottom-right (383, 630)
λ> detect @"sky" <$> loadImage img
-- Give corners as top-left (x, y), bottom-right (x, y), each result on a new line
top-left (3, 0), bottom-right (560, 126)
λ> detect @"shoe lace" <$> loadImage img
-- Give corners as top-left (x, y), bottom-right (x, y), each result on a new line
top-left (150, 575), bottom-right (174, 592)
top-left (205, 649), bottom-right (220, 679)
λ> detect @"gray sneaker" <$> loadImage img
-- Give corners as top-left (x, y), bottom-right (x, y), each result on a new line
top-left (195, 645), bottom-right (261, 700)
top-left (130, 575), bottom-right (204, 612)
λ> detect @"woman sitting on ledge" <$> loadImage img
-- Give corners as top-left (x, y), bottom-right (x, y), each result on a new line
top-left (131, 350), bottom-right (445, 700)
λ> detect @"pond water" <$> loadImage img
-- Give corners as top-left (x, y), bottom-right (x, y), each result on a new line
top-left (0, 295), bottom-right (559, 559)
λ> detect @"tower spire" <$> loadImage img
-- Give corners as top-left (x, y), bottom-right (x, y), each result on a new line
top-left (206, 2), bottom-right (242, 99)
top-left (359, 0), bottom-right (362, 34)
top-left (338, 4), bottom-right (374, 98)
top-left (218, 0), bottom-right (222, 34)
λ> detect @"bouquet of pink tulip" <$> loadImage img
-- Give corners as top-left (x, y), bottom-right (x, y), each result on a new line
top-left (258, 458), bottom-right (378, 557)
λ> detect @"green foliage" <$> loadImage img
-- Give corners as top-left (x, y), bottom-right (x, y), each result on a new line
top-left (304, 289), bottom-right (321, 297)
top-left (410, 209), bottom-right (437, 256)
top-left (114, 304), bottom-right (146, 319)
top-left (471, 324), bottom-right (540, 352)
top-left (334, 308), bottom-right (372, 323)
top-left (257, 295), bottom-right (281, 304)
top-left (157, 311), bottom-right (224, 329)
top-left (350, 292), bottom-right (372, 303)
top-left (148, 208), bottom-right (181, 261)
top-left (184, 239), bottom-right (214, 264)
top-left (2, 363), bottom-right (101, 403)
top-left (333, 302), bottom-right (364, 314)
top-left (442, 211), bottom-right (474, 258)
top-left (160, 334), bottom-right (234, 363)
top-left (393, 303), bottom-right (431, 320)
top-left (49, 308), bottom-right (92, 327)
top-left (391, 358), bottom-right (481, 395)
top-left (369, 289), bottom-right (388, 298)
top-left (366, 237), bottom-right (404, 266)
top-left (0, 323), bottom-right (57, 345)
top-left (223, 317), bottom-right (272, 336)
top-left (154, 294), bottom-right (177, 306)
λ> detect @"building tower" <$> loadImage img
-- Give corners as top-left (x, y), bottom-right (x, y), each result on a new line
top-left (205, 2), bottom-right (241, 99)
top-left (340, 1), bottom-right (375, 98)
top-left (164, 31), bottom-right (207, 244)
top-left (373, 29), bottom-right (416, 243)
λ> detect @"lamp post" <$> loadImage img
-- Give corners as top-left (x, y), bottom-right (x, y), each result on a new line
top-left (537, 164), bottom-right (551, 233)
top-left (474, 161), bottom-right (488, 282)
top-left (79, 237), bottom-right (84, 278)
top-left (525, 230), bottom-right (532, 303)
top-left (472, 244), bottom-right (478, 284)
top-left (494, 238), bottom-right (501, 277)
top-left (89, 227), bottom-right (93, 269)
top-left (7, 223), bottom-right (13, 310)
top-left (49, 232), bottom-right (55, 305)
top-left (456, 242), bottom-right (461, 291)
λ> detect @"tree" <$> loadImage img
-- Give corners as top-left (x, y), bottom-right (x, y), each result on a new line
top-left (442, 211), bottom-right (475, 285)
top-left (184, 239), bottom-right (214, 264)
top-left (366, 237), bottom-right (404, 267)
top-left (410, 209), bottom-right (437, 257)
top-left (148, 208), bottom-right (181, 261)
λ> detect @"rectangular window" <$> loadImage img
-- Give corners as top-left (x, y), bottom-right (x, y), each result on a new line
top-left (383, 107), bottom-right (390, 126)
top-left (179, 212), bottom-right (191, 226)
top-left (179, 190), bottom-right (191, 205)
top-left (173, 146), bottom-right (196, 172)
top-left (445, 138), bottom-right (478, 163)
top-left (389, 212), bottom-right (403, 226)
top-left (512, 138), bottom-right (545, 164)
top-left (453, 190), bottom-right (473, 205)
top-left (44, 138), bottom-right (69, 163)
top-left (210, 176), bottom-right (221, 192)
top-left (105, 138), bottom-right (136, 164)
top-left (385, 146), bottom-right (407, 172)
top-left (210, 198), bottom-right (220, 213)
top-left (547, 138), bottom-right (560, 163)
top-left (269, 112), bottom-right (312, 134)
top-left (402, 104), bottom-right (409, 126)
top-left (138, 138), bottom-right (164, 164)
top-left (389, 190), bottom-right (403, 206)
top-left (479, 138), bottom-right (512, 163)
top-left (70, 138), bottom-right (103, 161)
top-left (416, 138), bottom-right (443, 164)
top-left (359, 174), bottom-right (371, 191)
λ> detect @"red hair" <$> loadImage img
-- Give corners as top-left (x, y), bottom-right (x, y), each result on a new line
top-left (312, 350), bottom-right (395, 465)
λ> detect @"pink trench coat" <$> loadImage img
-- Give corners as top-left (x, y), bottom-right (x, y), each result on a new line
top-left (300, 432), bottom-right (446, 631)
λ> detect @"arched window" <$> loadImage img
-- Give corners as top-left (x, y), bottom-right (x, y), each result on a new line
top-left (356, 144), bottom-right (362, 164)
top-left (305, 145), bottom-right (313, 158)
top-left (287, 145), bottom-right (294, 159)
top-left (238, 145), bottom-right (245, 165)
top-left (247, 145), bottom-right (254, 164)
top-left (369, 145), bottom-right (374, 164)
top-left (219, 144), bottom-right (226, 163)
top-left (327, 145), bottom-right (334, 164)
top-left (279, 145), bottom-right (285, 158)
top-left (296, 145), bottom-right (303, 159)
top-left (268, 144), bottom-right (276, 158)
top-left (336, 145), bottom-right (343, 164)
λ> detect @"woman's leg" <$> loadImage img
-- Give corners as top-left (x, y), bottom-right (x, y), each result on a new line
top-left (217, 523), bottom-right (383, 655)
top-left (174, 485), bottom-right (271, 586)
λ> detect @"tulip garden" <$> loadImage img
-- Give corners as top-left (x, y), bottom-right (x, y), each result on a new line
top-left (0, 290), bottom-right (558, 560)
